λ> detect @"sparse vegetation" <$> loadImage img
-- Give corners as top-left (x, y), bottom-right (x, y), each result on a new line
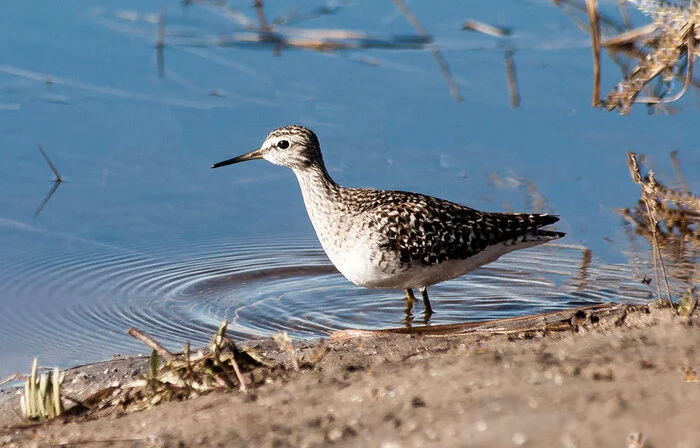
top-left (557, 0), bottom-right (700, 114)
top-left (16, 321), bottom-right (329, 421)
top-left (76, 321), bottom-right (274, 417)
top-left (619, 151), bottom-right (698, 306)
top-left (19, 358), bottom-right (64, 421)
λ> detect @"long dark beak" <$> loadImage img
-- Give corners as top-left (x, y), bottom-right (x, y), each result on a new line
top-left (211, 148), bottom-right (264, 169)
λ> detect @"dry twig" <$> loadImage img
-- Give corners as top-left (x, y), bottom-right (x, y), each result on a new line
top-left (505, 49), bottom-right (521, 108)
top-left (586, 0), bottom-right (602, 106)
top-left (626, 152), bottom-right (673, 305)
top-left (127, 328), bottom-right (176, 361)
top-left (390, 0), bottom-right (462, 101)
top-left (462, 20), bottom-right (511, 37)
top-left (36, 144), bottom-right (62, 181)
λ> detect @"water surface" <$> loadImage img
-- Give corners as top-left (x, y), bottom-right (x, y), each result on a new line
top-left (0, 0), bottom-right (697, 377)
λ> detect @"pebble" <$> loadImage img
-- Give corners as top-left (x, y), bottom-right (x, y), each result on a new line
top-left (404, 420), bottom-right (418, 433)
top-left (380, 442), bottom-right (401, 448)
top-left (560, 434), bottom-right (577, 448)
top-left (424, 428), bottom-right (438, 440)
top-left (512, 432), bottom-right (527, 445)
top-left (327, 427), bottom-right (343, 442)
top-left (71, 372), bottom-right (88, 384)
top-left (475, 420), bottom-right (488, 432)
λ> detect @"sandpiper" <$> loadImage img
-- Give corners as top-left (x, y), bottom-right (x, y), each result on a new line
top-left (212, 125), bottom-right (565, 317)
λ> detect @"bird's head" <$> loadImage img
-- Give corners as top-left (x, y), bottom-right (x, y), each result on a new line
top-left (212, 125), bottom-right (323, 171)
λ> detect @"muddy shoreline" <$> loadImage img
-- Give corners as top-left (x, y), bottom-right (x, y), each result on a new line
top-left (1, 301), bottom-right (699, 447)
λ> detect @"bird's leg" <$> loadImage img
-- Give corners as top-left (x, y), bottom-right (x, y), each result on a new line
top-left (419, 287), bottom-right (434, 316)
top-left (404, 288), bottom-right (416, 315)
top-left (404, 289), bottom-right (416, 327)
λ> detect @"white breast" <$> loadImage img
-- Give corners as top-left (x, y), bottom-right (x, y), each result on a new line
top-left (319, 239), bottom-right (386, 287)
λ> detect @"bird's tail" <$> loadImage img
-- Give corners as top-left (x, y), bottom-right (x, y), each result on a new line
top-left (487, 212), bottom-right (566, 246)
top-left (533, 229), bottom-right (566, 240)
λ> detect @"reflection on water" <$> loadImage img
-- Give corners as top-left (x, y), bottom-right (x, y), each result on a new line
top-left (33, 143), bottom-right (63, 218)
top-left (0, 233), bottom-right (652, 377)
top-left (555, 0), bottom-right (700, 114)
top-left (618, 151), bottom-right (699, 299)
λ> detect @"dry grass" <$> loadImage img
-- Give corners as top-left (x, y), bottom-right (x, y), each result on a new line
top-left (556, 0), bottom-right (700, 114)
top-left (66, 321), bottom-right (274, 418)
top-left (619, 151), bottom-right (698, 307)
top-left (9, 321), bottom-right (330, 423)
top-left (19, 359), bottom-right (64, 421)
top-left (33, 143), bottom-right (64, 218)
top-left (599, 0), bottom-right (699, 113)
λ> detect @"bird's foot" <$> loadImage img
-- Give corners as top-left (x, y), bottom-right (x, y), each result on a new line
top-left (419, 287), bottom-right (434, 317)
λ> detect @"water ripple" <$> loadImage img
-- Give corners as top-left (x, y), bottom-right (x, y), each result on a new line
top-left (0, 236), bottom-right (652, 375)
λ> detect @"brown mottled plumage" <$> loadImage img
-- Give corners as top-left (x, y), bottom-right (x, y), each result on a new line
top-left (212, 125), bottom-right (565, 317)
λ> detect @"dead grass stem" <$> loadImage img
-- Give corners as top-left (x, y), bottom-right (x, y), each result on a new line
top-left (20, 359), bottom-right (64, 421)
top-left (626, 152), bottom-right (680, 306)
top-left (36, 143), bottom-right (62, 182)
top-left (390, 0), bottom-right (462, 102)
top-left (26, 321), bottom-right (330, 421)
top-left (586, 0), bottom-right (602, 106)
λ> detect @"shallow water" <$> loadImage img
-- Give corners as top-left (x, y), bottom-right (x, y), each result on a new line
top-left (0, 1), bottom-right (698, 377)
top-left (0, 232), bottom-right (651, 373)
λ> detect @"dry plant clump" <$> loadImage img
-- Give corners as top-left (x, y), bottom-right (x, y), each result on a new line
top-left (75, 321), bottom-right (325, 418)
top-left (559, 0), bottom-right (700, 113)
top-left (12, 321), bottom-right (329, 423)
top-left (153, 0), bottom-right (463, 100)
top-left (597, 0), bottom-right (699, 113)
top-left (19, 359), bottom-right (64, 421)
top-left (619, 151), bottom-right (698, 308)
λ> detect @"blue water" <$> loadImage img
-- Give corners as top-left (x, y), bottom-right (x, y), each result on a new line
top-left (0, 1), bottom-right (697, 377)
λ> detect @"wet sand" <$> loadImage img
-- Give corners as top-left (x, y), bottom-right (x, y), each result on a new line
top-left (1, 301), bottom-right (699, 447)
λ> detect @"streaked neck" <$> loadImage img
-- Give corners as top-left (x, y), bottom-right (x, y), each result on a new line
top-left (292, 163), bottom-right (347, 228)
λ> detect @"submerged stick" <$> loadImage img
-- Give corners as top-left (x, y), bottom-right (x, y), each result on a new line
top-left (254, 0), bottom-right (271, 32)
top-left (586, 0), bottom-right (602, 106)
top-left (127, 328), bottom-right (176, 361)
top-left (253, 0), bottom-right (281, 56)
top-left (462, 20), bottom-right (511, 37)
top-left (36, 144), bottom-right (62, 181)
top-left (330, 303), bottom-right (630, 339)
top-left (34, 180), bottom-right (62, 218)
top-left (505, 49), bottom-right (520, 108)
top-left (618, 0), bottom-right (633, 30)
top-left (626, 152), bottom-right (673, 306)
top-left (156, 9), bottom-right (166, 77)
top-left (390, 0), bottom-right (463, 102)
top-left (156, 9), bottom-right (166, 49)
top-left (34, 143), bottom-right (63, 218)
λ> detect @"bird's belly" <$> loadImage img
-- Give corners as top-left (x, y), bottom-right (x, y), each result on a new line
top-left (392, 241), bottom-right (540, 288)
top-left (324, 241), bottom-right (523, 289)
top-left (321, 242), bottom-right (394, 288)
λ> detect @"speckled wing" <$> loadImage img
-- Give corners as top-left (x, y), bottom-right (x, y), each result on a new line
top-left (359, 190), bottom-right (561, 268)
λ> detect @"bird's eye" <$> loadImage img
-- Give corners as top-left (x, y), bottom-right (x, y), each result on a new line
top-left (277, 140), bottom-right (290, 149)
